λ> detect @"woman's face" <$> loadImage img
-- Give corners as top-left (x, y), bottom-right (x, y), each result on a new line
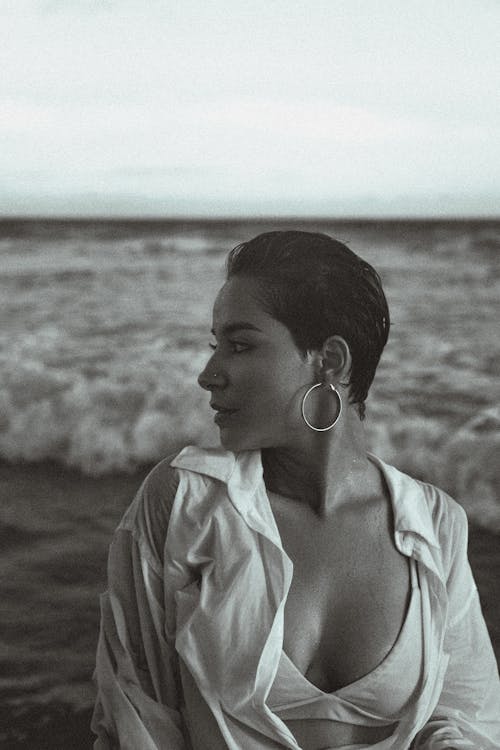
top-left (198, 276), bottom-right (315, 452)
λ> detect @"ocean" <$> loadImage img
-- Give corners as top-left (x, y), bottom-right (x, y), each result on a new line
top-left (1, 218), bottom-right (499, 747)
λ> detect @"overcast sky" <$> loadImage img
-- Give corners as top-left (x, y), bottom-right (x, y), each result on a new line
top-left (2, 0), bottom-right (500, 217)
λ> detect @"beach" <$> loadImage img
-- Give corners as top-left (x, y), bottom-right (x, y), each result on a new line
top-left (1, 218), bottom-right (499, 748)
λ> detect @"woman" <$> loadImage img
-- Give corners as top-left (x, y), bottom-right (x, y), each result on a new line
top-left (92, 231), bottom-right (500, 750)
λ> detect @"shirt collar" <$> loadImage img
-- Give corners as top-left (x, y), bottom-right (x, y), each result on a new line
top-left (171, 444), bottom-right (238, 483)
top-left (171, 446), bottom-right (441, 552)
top-left (171, 445), bottom-right (263, 514)
top-left (367, 453), bottom-right (440, 551)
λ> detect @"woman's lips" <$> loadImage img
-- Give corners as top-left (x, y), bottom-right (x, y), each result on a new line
top-left (211, 405), bottom-right (239, 426)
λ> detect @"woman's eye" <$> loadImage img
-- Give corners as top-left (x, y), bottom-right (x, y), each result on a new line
top-left (231, 341), bottom-right (249, 353)
top-left (208, 340), bottom-right (249, 353)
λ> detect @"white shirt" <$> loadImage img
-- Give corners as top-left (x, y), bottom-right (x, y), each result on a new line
top-left (92, 446), bottom-right (500, 749)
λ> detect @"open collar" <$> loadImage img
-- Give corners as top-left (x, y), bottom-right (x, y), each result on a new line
top-left (171, 445), bottom-right (441, 558)
top-left (367, 453), bottom-right (440, 550)
top-left (171, 444), bottom-right (263, 515)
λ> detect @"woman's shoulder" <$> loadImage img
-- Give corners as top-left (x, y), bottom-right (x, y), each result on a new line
top-left (373, 453), bottom-right (467, 531)
top-left (392, 463), bottom-right (471, 576)
top-left (118, 446), bottom-right (236, 549)
top-left (413, 474), bottom-right (468, 545)
top-left (374, 454), bottom-right (469, 559)
top-left (115, 452), bottom-right (182, 562)
top-left (141, 452), bottom-right (182, 507)
top-left (116, 446), bottom-right (242, 570)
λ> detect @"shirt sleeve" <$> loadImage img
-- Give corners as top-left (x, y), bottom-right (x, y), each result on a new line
top-left (91, 457), bottom-right (191, 750)
top-left (413, 503), bottom-right (500, 750)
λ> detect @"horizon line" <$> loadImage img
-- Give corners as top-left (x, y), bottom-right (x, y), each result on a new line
top-left (1, 213), bottom-right (499, 223)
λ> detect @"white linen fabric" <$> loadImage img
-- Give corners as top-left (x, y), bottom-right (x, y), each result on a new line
top-left (92, 446), bottom-right (500, 749)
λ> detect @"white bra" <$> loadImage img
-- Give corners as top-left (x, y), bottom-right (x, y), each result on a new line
top-left (267, 557), bottom-right (423, 726)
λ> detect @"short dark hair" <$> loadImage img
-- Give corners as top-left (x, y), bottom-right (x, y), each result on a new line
top-left (226, 230), bottom-right (390, 419)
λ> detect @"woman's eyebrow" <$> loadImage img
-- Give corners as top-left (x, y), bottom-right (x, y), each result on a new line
top-left (211, 322), bottom-right (263, 336)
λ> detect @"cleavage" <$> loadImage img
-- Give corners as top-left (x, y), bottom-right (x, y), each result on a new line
top-left (270, 492), bottom-right (411, 693)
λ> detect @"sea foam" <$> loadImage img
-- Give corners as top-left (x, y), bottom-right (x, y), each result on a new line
top-left (1, 219), bottom-right (499, 528)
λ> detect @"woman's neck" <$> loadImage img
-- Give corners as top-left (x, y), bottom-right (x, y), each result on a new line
top-left (261, 408), bottom-right (377, 516)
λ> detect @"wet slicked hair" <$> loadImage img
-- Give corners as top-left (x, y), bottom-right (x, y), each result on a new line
top-left (226, 230), bottom-right (390, 419)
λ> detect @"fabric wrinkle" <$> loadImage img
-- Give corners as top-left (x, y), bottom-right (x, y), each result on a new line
top-left (92, 446), bottom-right (500, 750)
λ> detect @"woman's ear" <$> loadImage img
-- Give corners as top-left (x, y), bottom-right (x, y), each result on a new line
top-left (320, 335), bottom-right (352, 384)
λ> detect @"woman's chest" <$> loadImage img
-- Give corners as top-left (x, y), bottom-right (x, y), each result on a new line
top-left (270, 495), bottom-right (411, 693)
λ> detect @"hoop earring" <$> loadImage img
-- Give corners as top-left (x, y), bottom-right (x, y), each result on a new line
top-left (301, 383), bottom-right (342, 432)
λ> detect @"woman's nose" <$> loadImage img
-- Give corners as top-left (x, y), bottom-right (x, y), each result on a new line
top-left (198, 362), bottom-right (227, 391)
